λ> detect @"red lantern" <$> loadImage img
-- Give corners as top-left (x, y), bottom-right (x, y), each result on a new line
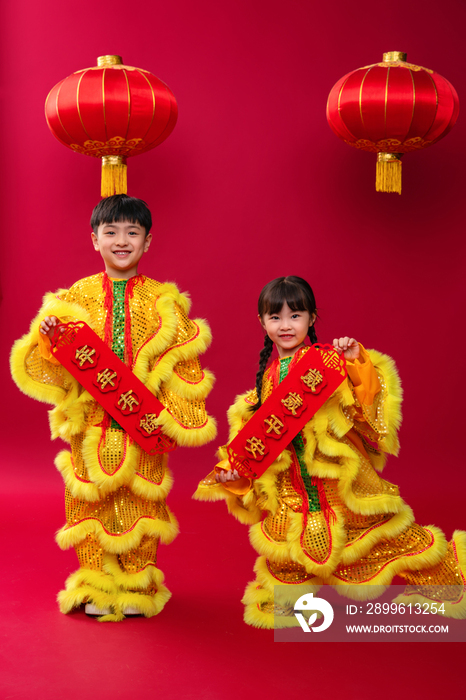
top-left (45, 55), bottom-right (178, 197)
top-left (326, 51), bottom-right (459, 194)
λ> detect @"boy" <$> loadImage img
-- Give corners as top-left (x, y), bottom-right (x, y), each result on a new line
top-left (11, 194), bottom-right (216, 621)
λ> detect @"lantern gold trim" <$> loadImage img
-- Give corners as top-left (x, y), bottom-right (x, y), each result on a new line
top-left (376, 152), bottom-right (403, 194)
top-left (101, 155), bottom-right (127, 197)
top-left (383, 51), bottom-right (407, 63)
top-left (97, 55), bottom-right (123, 67)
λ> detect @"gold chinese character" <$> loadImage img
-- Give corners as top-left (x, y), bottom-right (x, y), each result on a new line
top-left (321, 349), bottom-right (346, 376)
top-left (117, 389), bottom-right (140, 412)
top-left (96, 369), bottom-right (118, 389)
top-left (281, 392), bottom-right (303, 415)
top-left (321, 351), bottom-right (340, 369)
top-left (75, 345), bottom-right (96, 367)
top-left (245, 436), bottom-right (267, 459)
top-left (301, 368), bottom-right (323, 392)
top-left (140, 414), bottom-right (160, 435)
top-left (264, 414), bottom-right (285, 436)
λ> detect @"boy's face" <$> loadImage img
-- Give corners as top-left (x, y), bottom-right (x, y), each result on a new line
top-left (91, 220), bottom-right (152, 279)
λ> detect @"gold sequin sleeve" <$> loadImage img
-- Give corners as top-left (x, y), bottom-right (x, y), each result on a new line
top-left (345, 345), bottom-right (402, 455)
top-left (150, 299), bottom-right (217, 448)
top-left (194, 389), bottom-right (262, 524)
top-left (10, 286), bottom-right (93, 405)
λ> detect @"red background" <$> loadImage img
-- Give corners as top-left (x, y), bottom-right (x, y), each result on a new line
top-left (1, 0), bottom-right (465, 697)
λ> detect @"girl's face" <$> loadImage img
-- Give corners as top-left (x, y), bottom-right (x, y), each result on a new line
top-left (260, 302), bottom-right (316, 358)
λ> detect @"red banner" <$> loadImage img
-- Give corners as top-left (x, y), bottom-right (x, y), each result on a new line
top-left (50, 321), bottom-right (176, 456)
top-left (227, 345), bottom-right (347, 479)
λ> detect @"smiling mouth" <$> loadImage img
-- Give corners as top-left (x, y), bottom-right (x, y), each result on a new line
top-left (279, 334), bottom-right (294, 339)
top-left (113, 251), bottom-right (131, 257)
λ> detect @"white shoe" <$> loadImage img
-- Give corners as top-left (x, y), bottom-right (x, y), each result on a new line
top-left (85, 603), bottom-right (111, 616)
top-left (122, 605), bottom-right (141, 615)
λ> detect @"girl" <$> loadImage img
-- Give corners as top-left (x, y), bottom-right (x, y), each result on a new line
top-left (195, 276), bottom-right (466, 629)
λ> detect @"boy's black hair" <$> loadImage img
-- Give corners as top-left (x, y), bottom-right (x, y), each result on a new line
top-left (90, 194), bottom-right (152, 235)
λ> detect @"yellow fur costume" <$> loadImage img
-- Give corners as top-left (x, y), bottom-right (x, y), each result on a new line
top-left (195, 346), bottom-right (466, 629)
top-left (11, 273), bottom-right (216, 621)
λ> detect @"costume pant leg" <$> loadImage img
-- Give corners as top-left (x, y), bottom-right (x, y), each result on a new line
top-left (242, 556), bottom-right (321, 629)
top-left (329, 520), bottom-right (466, 618)
top-left (55, 436), bottom-right (177, 621)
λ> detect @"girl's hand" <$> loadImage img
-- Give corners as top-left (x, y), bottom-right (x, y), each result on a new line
top-left (215, 468), bottom-right (242, 483)
top-left (333, 337), bottom-right (360, 361)
top-left (40, 316), bottom-right (60, 339)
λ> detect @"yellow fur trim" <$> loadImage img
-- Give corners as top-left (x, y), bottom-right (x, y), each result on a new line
top-left (48, 389), bottom-right (94, 441)
top-left (163, 367), bottom-right (215, 400)
top-left (327, 525), bottom-right (447, 599)
top-left (325, 390), bottom-right (355, 439)
top-left (10, 292), bottom-right (93, 406)
top-left (193, 482), bottom-right (262, 523)
top-left (340, 505), bottom-right (415, 564)
top-left (367, 349), bottom-right (403, 458)
top-left (103, 553), bottom-right (166, 590)
top-left (54, 450), bottom-right (100, 501)
top-left (130, 456), bottom-right (174, 502)
top-left (192, 482), bottom-right (231, 502)
top-left (241, 583), bottom-right (301, 629)
top-left (392, 530), bottom-right (466, 619)
top-left (132, 294), bottom-right (179, 384)
top-left (251, 556), bottom-right (321, 606)
top-left (55, 444), bottom-right (173, 503)
top-left (145, 317), bottom-right (213, 395)
top-left (57, 586), bottom-right (124, 620)
top-left (57, 565), bottom-right (171, 620)
top-left (56, 509), bottom-right (179, 552)
top-left (288, 508), bottom-right (347, 578)
top-left (113, 586), bottom-right (172, 619)
top-left (303, 423), bottom-right (405, 515)
top-left (81, 427), bottom-right (137, 496)
top-left (224, 381), bottom-right (402, 518)
top-left (63, 567), bottom-right (117, 593)
top-left (156, 282), bottom-right (191, 314)
top-left (249, 521), bottom-right (292, 563)
top-left (225, 494), bottom-right (262, 525)
top-left (157, 408), bottom-right (217, 448)
top-left (242, 580), bottom-right (272, 606)
top-left (247, 508), bottom-right (347, 578)
top-left (335, 451), bottom-right (404, 516)
top-left (243, 603), bottom-right (302, 629)
top-left (226, 391), bottom-right (254, 441)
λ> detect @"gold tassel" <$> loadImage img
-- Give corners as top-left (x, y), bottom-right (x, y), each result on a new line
top-left (376, 152), bottom-right (402, 194)
top-left (101, 156), bottom-right (128, 198)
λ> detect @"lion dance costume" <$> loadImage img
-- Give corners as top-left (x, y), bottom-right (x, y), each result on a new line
top-left (11, 272), bottom-right (216, 621)
top-left (195, 346), bottom-right (466, 628)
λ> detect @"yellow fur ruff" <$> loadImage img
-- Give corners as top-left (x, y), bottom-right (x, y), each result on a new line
top-left (57, 565), bottom-right (172, 621)
top-left (56, 509), bottom-right (179, 553)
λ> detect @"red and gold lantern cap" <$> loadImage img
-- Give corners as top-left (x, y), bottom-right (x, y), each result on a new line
top-left (45, 55), bottom-right (178, 197)
top-left (327, 51), bottom-right (459, 193)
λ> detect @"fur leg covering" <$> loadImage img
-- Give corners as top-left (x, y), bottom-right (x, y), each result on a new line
top-left (57, 561), bottom-right (171, 622)
top-left (241, 556), bottom-right (321, 629)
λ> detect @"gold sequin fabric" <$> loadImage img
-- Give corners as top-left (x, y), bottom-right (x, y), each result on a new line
top-left (210, 348), bottom-right (466, 623)
top-left (14, 274), bottom-right (215, 616)
top-left (65, 485), bottom-right (172, 535)
top-left (400, 541), bottom-right (464, 602)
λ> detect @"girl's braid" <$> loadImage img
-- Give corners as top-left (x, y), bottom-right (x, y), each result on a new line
top-left (251, 334), bottom-right (274, 412)
top-left (308, 324), bottom-right (318, 345)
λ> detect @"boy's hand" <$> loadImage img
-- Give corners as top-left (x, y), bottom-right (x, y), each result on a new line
top-left (215, 468), bottom-right (242, 483)
top-left (333, 336), bottom-right (360, 362)
top-left (40, 316), bottom-right (60, 339)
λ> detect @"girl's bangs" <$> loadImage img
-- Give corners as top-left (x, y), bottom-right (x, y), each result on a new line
top-left (263, 282), bottom-right (309, 315)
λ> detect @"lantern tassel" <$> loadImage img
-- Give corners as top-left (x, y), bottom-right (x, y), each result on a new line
top-left (376, 152), bottom-right (402, 194)
top-left (101, 156), bottom-right (127, 198)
